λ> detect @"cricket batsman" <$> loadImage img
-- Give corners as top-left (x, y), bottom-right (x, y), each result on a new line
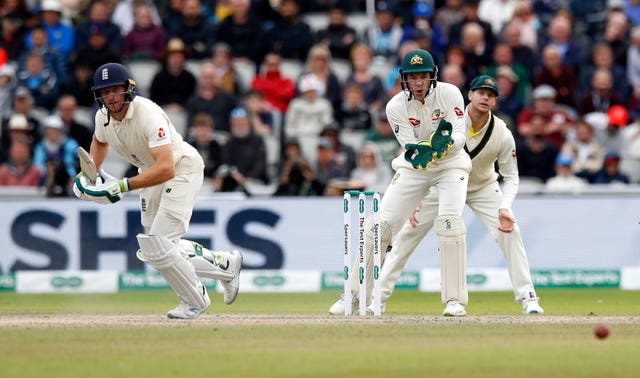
top-left (330, 49), bottom-right (472, 316)
top-left (73, 63), bottom-right (242, 319)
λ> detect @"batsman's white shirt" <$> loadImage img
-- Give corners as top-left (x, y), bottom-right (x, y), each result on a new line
top-left (380, 110), bottom-right (537, 302)
top-left (381, 82), bottom-right (471, 234)
top-left (95, 96), bottom-right (205, 241)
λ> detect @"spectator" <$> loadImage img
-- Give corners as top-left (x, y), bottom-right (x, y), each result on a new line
top-left (0, 136), bottom-right (41, 186)
top-left (242, 89), bottom-right (281, 137)
top-left (319, 122), bottom-right (357, 176)
top-left (486, 43), bottom-right (530, 102)
top-left (538, 15), bottom-right (584, 72)
top-left (579, 42), bottom-right (629, 102)
top-left (576, 68), bottom-right (625, 115)
top-left (401, 1), bottom-right (446, 61)
top-left (478, 0), bottom-right (517, 37)
top-left (0, 11), bottom-right (28, 62)
top-left (349, 142), bottom-right (393, 194)
top-left (595, 104), bottom-right (628, 155)
top-left (274, 149), bottom-right (324, 196)
top-left (315, 5), bottom-right (357, 61)
top-left (560, 118), bottom-right (606, 183)
top-left (434, 0), bottom-right (465, 43)
top-left (516, 121), bottom-right (559, 184)
top-left (449, 0), bottom-right (495, 53)
top-left (598, 10), bottom-right (629, 68)
top-left (251, 52), bottom-right (296, 113)
top-left (166, 0), bottom-right (216, 60)
top-left (185, 62), bottom-right (237, 134)
top-left (214, 0), bottom-right (262, 63)
top-left (300, 43), bottom-right (343, 113)
top-left (60, 61), bottom-right (95, 108)
top-left (0, 63), bottom-right (15, 119)
top-left (593, 152), bottom-right (631, 184)
top-left (222, 107), bottom-right (268, 184)
top-left (74, 0), bottom-right (123, 55)
top-left (32, 114), bottom-right (79, 197)
top-left (73, 24), bottom-right (122, 72)
top-left (259, 0), bottom-right (314, 61)
top-left (0, 89), bottom-right (41, 152)
top-left (365, 109), bottom-right (399, 165)
top-left (344, 43), bottom-right (386, 112)
top-left (494, 65), bottom-right (524, 132)
top-left (509, 0), bottom-right (539, 51)
top-left (28, 0), bottom-right (75, 64)
top-left (123, 3), bottom-right (167, 61)
top-left (459, 22), bottom-right (493, 84)
top-left (336, 83), bottom-right (373, 132)
top-left (501, 21), bottom-right (537, 79)
top-left (161, 0), bottom-right (184, 33)
top-left (314, 136), bottom-right (347, 193)
top-left (112, 0), bottom-right (162, 37)
top-left (516, 85), bottom-right (574, 150)
top-left (185, 112), bottom-right (224, 179)
top-left (16, 52), bottom-right (59, 111)
top-left (210, 42), bottom-right (242, 95)
top-left (534, 45), bottom-right (578, 109)
top-left (440, 63), bottom-right (467, 91)
top-left (545, 154), bottom-right (588, 193)
top-left (384, 40), bottom-right (419, 95)
top-left (285, 73), bottom-right (333, 138)
top-left (363, 1), bottom-right (404, 61)
top-left (55, 95), bottom-right (93, 151)
top-left (18, 26), bottom-right (66, 84)
top-left (149, 38), bottom-right (197, 110)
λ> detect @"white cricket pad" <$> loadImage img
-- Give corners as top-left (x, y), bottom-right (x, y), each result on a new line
top-left (177, 240), bottom-right (235, 281)
top-left (136, 234), bottom-right (209, 309)
top-left (436, 215), bottom-right (468, 305)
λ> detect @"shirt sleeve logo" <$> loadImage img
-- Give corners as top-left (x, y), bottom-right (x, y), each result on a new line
top-left (454, 107), bottom-right (463, 117)
top-left (408, 117), bottom-right (420, 127)
top-left (158, 127), bottom-right (166, 139)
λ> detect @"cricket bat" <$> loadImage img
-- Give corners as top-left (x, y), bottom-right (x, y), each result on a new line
top-left (76, 147), bottom-right (97, 185)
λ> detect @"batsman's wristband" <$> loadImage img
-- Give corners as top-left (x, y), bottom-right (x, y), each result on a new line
top-left (119, 178), bottom-right (130, 192)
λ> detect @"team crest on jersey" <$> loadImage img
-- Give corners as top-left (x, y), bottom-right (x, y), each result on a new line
top-left (409, 54), bottom-right (423, 65)
top-left (454, 107), bottom-right (463, 117)
top-left (408, 118), bottom-right (420, 127)
top-left (158, 127), bottom-right (166, 139)
top-left (431, 109), bottom-right (444, 121)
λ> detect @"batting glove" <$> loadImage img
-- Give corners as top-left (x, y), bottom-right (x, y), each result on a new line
top-left (74, 175), bottom-right (129, 204)
top-left (72, 172), bottom-right (92, 201)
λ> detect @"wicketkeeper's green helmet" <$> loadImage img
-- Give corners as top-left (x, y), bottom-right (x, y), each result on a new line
top-left (399, 49), bottom-right (438, 99)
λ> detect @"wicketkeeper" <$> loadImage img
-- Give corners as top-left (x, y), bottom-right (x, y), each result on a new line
top-left (73, 63), bottom-right (243, 319)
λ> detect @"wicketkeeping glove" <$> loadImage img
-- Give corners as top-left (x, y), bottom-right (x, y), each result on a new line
top-left (404, 140), bottom-right (437, 170)
top-left (429, 119), bottom-right (454, 159)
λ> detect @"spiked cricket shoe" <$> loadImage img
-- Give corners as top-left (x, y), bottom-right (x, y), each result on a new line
top-left (443, 299), bottom-right (467, 317)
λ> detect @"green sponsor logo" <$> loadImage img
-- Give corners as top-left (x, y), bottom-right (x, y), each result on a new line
top-left (119, 271), bottom-right (217, 290)
top-left (0, 274), bottom-right (16, 291)
top-left (395, 271), bottom-right (420, 289)
top-left (532, 270), bottom-right (620, 288)
top-left (321, 271), bottom-right (421, 290)
top-left (466, 274), bottom-right (487, 285)
top-left (322, 272), bottom-right (344, 289)
top-left (253, 275), bottom-right (285, 287)
top-left (51, 276), bottom-right (83, 288)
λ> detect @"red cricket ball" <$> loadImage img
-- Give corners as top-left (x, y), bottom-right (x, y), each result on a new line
top-left (594, 323), bottom-right (609, 339)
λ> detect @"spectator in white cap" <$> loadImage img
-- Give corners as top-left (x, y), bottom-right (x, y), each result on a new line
top-left (285, 73), bottom-right (334, 140)
top-left (32, 114), bottom-right (79, 196)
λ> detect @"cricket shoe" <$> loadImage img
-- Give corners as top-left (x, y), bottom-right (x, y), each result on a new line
top-left (167, 287), bottom-right (211, 319)
top-left (329, 294), bottom-right (358, 315)
top-left (522, 297), bottom-right (544, 314)
top-left (221, 250), bottom-right (243, 305)
top-left (366, 301), bottom-right (386, 315)
top-left (443, 299), bottom-right (467, 317)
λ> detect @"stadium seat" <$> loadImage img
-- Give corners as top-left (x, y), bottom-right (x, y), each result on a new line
top-left (346, 12), bottom-right (373, 39)
top-left (232, 58), bottom-right (257, 93)
top-left (302, 12), bottom-right (328, 33)
top-left (331, 58), bottom-right (352, 84)
top-left (279, 59), bottom-right (304, 82)
top-left (164, 107), bottom-right (188, 136)
top-left (126, 60), bottom-right (161, 96)
top-left (184, 60), bottom-right (203, 77)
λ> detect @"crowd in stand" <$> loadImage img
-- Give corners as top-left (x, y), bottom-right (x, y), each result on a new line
top-left (1, 0), bottom-right (640, 197)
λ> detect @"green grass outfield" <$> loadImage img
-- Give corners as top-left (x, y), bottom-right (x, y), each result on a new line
top-left (1, 289), bottom-right (639, 378)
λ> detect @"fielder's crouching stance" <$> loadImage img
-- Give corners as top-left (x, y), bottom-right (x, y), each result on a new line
top-left (73, 62), bottom-right (242, 319)
top-left (330, 49), bottom-right (471, 317)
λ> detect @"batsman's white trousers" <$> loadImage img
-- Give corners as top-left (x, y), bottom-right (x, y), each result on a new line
top-left (139, 170), bottom-right (204, 242)
top-left (380, 180), bottom-right (536, 303)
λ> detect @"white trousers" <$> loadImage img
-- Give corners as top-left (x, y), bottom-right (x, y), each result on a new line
top-left (380, 181), bottom-right (536, 303)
